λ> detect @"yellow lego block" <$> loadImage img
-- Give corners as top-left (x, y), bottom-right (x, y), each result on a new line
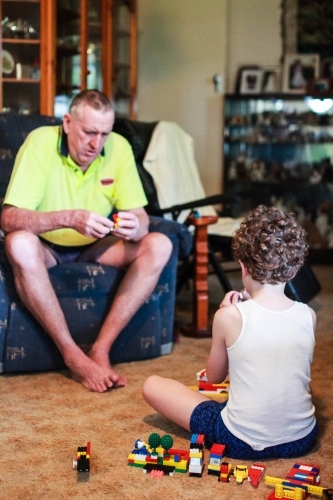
top-left (208, 464), bottom-right (220, 472)
top-left (177, 460), bottom-right (188, 471)
top-left (156, 445), bottom-right (164, 457)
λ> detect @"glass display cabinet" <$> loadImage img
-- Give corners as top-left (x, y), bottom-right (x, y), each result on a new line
top-left (0, 0), bottom-right (137, 118)
top-left (223, 94), bottom-right (333, 257)
top-left (0, 0), bottom-right (45, 114)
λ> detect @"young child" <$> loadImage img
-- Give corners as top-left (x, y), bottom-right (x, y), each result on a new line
top-left (142, 205), bottom-right (318, 460)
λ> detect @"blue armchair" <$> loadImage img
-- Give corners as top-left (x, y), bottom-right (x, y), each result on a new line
top-left (0, 113), bottom-right (192, 373)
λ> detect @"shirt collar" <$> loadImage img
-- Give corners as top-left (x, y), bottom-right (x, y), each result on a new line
top-left (57, 125), bottom-right (106, 158)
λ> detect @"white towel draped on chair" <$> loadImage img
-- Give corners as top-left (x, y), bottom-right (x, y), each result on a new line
top-left (143, 121), bottom-right (242, 236)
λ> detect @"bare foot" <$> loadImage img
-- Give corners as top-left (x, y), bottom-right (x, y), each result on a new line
top-left (88, 344), bottom-right (128, 388)
top-left (63, 345), bottom-right (122, 393)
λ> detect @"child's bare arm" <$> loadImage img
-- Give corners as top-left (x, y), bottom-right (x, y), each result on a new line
top-left (206, 305), bottom-right (242, 383)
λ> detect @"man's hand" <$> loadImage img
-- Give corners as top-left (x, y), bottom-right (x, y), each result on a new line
top-left (70, 210), bottom-right (113, 239)
top-left (110, 211), bottom-right (139, 240)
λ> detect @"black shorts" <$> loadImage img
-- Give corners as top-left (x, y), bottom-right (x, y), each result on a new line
top-left (40, 235), bottom-right (118, 265)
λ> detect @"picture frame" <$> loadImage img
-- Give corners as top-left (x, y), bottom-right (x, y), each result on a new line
top-left (238, 67), bottom-right (263, 94)
top-left (306, 77), bottom-right (333, 97)
top-left (261, 66), bottom-right (281, 93)
top-left (282, 54), bottom-right (320, 94)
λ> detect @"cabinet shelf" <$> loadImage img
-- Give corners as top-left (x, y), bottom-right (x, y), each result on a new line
top-left (2, 38), bottom-right (40, 44)
top-left (225, 140), bottom-right (333, 145)
top-left (2, 78), bottom-right (39, 83)
top-left (223, 94), bottom-right (333, 255)
top-left (226, 124), bottom-right (333, 129)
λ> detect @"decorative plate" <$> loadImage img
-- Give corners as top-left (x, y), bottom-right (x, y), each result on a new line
top-left (2, 50), bottom-right (15, 75)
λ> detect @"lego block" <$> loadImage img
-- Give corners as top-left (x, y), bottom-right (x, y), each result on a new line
top-left (210, 443), bottom-right (225, 456)
top-left (143, 464), bottom-right (175, 476)
top-left (73, 442), bottom-right (90, 473)
top-left (234, 465), bottom-right (248, 485)
top-left (248, 463), bottom-right (266, 487)
top-left (151, 469), bottom-right (164, 478)
top-left (218, 462), bottom-right (233, 482)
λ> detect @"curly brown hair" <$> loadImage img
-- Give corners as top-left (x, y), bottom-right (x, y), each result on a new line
top-left (232, 205), bottom-right (308, 284)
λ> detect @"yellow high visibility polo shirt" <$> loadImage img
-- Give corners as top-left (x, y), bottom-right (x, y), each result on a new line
top-left (4, 126), bottom-right (148, 246)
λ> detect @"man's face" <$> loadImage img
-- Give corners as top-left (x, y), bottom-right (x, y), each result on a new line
top-left (63, 104), bottom-right (115, 170)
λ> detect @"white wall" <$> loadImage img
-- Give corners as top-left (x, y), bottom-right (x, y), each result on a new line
top-left (226, 0), bottom-right (283, 93)
top-left (137, 0), bottom-right (283, 194)
top-left (137, 0), bottom-right (227, 195)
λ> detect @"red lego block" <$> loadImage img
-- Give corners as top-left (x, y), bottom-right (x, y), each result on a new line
top-left (169, 448), bottom-right (189, 458)
top-left (210, 443), bottom-right (226, 457)
top-left (197, 434), bottom-right (205, 445)
top-left (248, 463), bottom-right (266, 487)
top-left (286, 463), bottom-right (320, 485)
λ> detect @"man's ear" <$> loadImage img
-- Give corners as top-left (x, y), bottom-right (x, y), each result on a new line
top-left (62, 113), bottom-right (71, 134)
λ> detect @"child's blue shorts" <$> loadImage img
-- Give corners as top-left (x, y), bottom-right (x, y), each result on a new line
top-left (190, 400), bottom-right (318, 460)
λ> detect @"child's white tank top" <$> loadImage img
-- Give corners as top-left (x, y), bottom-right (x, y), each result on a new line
top-left (221, 299), bottom-right (316, 450)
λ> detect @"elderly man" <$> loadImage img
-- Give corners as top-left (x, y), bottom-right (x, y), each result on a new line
top-left (1, 90), bottom-right (172, 393)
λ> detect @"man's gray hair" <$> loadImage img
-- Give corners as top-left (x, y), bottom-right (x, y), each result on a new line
top-left (69, 89), bottom-right (113, 114)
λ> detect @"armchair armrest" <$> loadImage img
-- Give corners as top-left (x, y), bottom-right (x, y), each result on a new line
top-left (148, 216), bottom-right (193, 259)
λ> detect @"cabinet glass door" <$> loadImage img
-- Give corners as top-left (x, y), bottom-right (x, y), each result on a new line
top-left (55, 0), bottom-right (81, 116)
top-left (54, 0), bottom-right (104, 117)
top-left (112, 0), bottom-right (136, 118)
top-left (87, 0), bottom-right (102, 90)
top-left (1, 0), bottom-right (41, 114)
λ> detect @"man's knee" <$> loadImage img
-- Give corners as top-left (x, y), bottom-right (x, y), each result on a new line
top-left (5, 231), bottom-right (43, 267)
top-left (143, 232), bottom-right (173, 268)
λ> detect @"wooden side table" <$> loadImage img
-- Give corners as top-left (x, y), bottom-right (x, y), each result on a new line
top-left (181, 214), bottom-right (218, 338)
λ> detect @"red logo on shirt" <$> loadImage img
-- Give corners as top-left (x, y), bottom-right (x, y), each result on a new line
top-left (101, 178), bottom-right (114, 185)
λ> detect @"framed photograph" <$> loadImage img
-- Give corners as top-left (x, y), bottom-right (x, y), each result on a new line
top-left (306, 77), bottom-right (333, 97)
top-left (321, 58), bottom-right (333, 79)
top-left (261, 67), bottom-right (281, 93)
top-left (238, 68), bottom-right (263, 94)
top-left (282, 54), bottom-right (320, 93)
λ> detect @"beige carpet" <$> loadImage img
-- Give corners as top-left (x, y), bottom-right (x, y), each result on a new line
top-left (0, 265), bottom-right (332, 499)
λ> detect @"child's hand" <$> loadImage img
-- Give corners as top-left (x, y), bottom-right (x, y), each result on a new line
top-left (239, 288), bottom-right (251, 302)
top-left (219, 289), bottom-right (250, 308)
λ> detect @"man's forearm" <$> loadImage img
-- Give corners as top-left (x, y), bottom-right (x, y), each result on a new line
top-left (1, 205), bottom-right (73, 235)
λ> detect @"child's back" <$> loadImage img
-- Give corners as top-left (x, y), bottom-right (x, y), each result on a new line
top-left (221, 299), bottom-right (316, 451)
